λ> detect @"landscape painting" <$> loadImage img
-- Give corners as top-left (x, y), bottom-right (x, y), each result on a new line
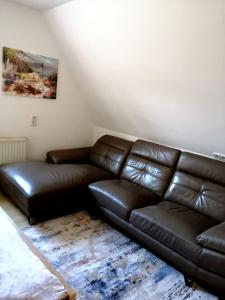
top-left (2, 47), bottom-right (58, 99)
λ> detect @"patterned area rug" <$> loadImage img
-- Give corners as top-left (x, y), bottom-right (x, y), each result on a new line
top-left (23, 211), bottom-right (217, 300)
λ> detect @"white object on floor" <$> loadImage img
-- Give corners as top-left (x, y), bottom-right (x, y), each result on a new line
top-left (0, 207), bottom-right (74, 300)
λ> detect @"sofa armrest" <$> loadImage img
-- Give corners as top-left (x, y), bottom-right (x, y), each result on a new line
top-left (46, 147), bottom-right (92, 164)
top-left (196, 222), bottom-right (225, 255)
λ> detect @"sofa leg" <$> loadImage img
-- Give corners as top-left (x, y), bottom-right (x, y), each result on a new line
top-left (28, 217), bottom-right (36, 225)
top-left (184, 274), bottom-right (194, 287)
top-left (89, 212), bottom-right (99, 220)
top-left (88, 207), bottom-right (100, 220)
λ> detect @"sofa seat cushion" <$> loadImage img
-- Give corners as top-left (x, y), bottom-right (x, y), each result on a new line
top-left (130, 201), bottom-right (216, 263)
top-left (89, 179), bottom-right (160, 221)
top-left (0, 161), bottom-right (114, 217)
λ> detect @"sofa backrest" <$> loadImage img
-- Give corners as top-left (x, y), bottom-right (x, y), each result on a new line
top-left (165, 152), bottom-right (225, 222)
top-left (90, 135), bottom-right (133, 176)
top-left (121, 139), bottom-right (180, 197)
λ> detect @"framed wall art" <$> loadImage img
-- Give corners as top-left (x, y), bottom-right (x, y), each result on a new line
top-left (2, 47), bottom-right (58, 99)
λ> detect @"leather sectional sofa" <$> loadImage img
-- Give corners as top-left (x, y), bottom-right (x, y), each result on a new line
top-left (0, 135), bottom-right (225, 296)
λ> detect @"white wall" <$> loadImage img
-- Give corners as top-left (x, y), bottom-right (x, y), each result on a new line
top-left (0, 0), bottom-right (94, 160)
top-left (46, 0), bottom-right (225, 157)
top-left (93, 126), bottom-right (216, 159)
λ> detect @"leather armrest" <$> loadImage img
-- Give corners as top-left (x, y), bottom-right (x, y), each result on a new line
top-left (46, 147), bottom-right (92, 164)
top-left (196, 222), bottom-right (225, 255)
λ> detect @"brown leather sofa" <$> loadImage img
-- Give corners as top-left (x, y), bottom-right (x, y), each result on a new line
top-left (0, 134), bottom-right (225, 296)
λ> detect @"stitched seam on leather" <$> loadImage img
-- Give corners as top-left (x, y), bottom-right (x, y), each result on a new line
top-left (92, 151), bottom-right (123, 165)
top-left (174, 174), bottom-right (225, 205)
top-left (118, 178), bottom-right (159, 198)
top-left (194, 246), bottom-right (204, 279)
top-left (194, 190), bottom-right (204, 211)
top-left (124, 163), bottom-right (169, 181)
top-left (171, 180), bottom-right (201, 193)
top-left (202, 241), bottom-right (225, 255)
top-left (197, 198), bottom-right (225, 222)
top-left (176, 166), bottom-right (225, 187)
top-left (124, 169), bottom-right (160, 185)
top-left (99, 205), bottom-right (130, 223)
top-left (200, 189), bottom-right (225, 205)
top-left (98, 140), bottom-right (130, 152)
top-left (129, 151), bottom-right (177, 168)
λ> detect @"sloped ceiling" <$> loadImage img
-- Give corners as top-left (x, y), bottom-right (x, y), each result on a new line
top-left (45, 0), bottom-right (225, 156)
top-left (10, 0), bottom-right (74, 11)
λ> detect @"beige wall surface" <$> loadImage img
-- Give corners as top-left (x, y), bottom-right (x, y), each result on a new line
top-left (46, 0), bottom-right (225, 157)
top-left (0, 0), bottom-right (94, 160)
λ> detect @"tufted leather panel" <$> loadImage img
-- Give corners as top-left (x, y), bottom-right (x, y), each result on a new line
top-left (177, 152), bottom-right (225, 186)
top-left (121, 139), bottom-right (180, 196)
top-left (90, 135), bottom-right (133, 176)
top-left (165, 152), bottom-right (225, 222)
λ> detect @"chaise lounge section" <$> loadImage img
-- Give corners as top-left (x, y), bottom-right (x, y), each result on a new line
top-left (0, 134), bottom-right (225, 296)
top-left (0, 135), bottom-right (132, 223)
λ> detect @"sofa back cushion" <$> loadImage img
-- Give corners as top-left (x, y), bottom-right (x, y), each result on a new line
top-left (121, 139), bottom-right (180, 196)
top-left (165, 152), bottom-right (225, 222)
top-left (90, 135), bottom-right (133, 176)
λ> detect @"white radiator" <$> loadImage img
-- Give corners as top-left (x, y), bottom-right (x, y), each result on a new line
top-left (0, 137), bottom-right (27, 165)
